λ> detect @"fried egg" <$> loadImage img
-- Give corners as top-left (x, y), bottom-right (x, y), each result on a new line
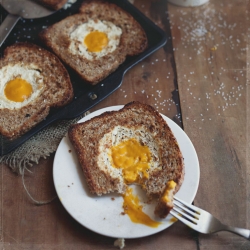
top-left (69, 19), bottom-right (122, 60)
top-left (98, 125), bottom-right (164, 227)
top-left (97, 126), bottom-right (161, 184)
top-left (0, 64), bottom-right (44, 110)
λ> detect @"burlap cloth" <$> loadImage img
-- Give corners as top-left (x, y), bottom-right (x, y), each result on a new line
top-left (0, 0), bottom-right (135, 205)
top-left (0, 112), bottom-right (89, 204)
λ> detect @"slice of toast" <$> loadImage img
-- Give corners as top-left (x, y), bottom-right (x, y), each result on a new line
top-left (68, 101), bottom-right (184, 202)
top-left (39, 0), bottom-right (148, 84)
top-left (0, 43), bottom-right (74, 139)
top-left (154, 180), bottom-right (176, 218)
top-left (37, 0), bottom-right (68, 10)
top-left (79, 0), bottom-right (148, 57)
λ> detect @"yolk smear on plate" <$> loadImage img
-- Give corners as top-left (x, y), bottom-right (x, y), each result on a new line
top-left (123, 187), bottom-right (162, 228)
top-left (170, 217), bottom-right (178, 223)
top-left (4, 78), bottom-right (33, 102)
top-left (84, 31), bottom-right (108, 52)
top-left (111, 138), bottom-right (151, 184)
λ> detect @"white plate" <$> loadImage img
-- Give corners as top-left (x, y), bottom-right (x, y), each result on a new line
top-left (53, 105), bottom-right (200, 239)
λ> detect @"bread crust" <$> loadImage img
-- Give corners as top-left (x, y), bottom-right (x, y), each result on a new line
top-left (0, 43), bottom-right (74, 139)
top-left (39, 0), bottom-right (148, 84)
top-left (68, 101), bottom-right (185, 199)
top-left (79, 0), bottom-right (148, 56)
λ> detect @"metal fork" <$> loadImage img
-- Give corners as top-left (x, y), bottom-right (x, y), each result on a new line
top-left (170, 196), bottom-right (250, 240)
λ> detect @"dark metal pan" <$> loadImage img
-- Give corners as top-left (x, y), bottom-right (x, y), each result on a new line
top-left (0, 0), bottom-right (167, 156)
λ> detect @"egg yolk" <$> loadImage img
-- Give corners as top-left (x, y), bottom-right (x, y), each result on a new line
top-left (111, 138), bottom-right (151, 184)
top-left (84, 31), bottom-right (109, 52)
top-left (4, 78), bottom-right (33, 102)
top-left (123, 188), bottom-right (161, 228)
top-left (162, 180), bottom-right (176, 203)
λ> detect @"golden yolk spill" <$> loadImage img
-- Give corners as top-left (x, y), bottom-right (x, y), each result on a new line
top-left (111, 138), bottom-right (151, 184)
top-left (123, 188), bottom-right (161, 228)
top-left (170, 217), bottom-right (178, 223)
top-left (84, 31), bottom-right (108, 52)
top-left (162, 180), bottom-right (176, 203)
top-left (111, 138), bottom-right (161, 227)
top-left (4, 78), bottom-right (33, 102)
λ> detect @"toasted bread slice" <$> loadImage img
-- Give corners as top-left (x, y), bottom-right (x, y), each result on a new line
top-left (0, 43), bottom-right (74, 139)
top-left (68, 102), bottom-right (184, 201)
top-left (154, 180), bottom-right (176, 218)
top-left (79, 0), bottom-right (148, 57)
top-left (37, 0), bottom-right (68, 10)
top-left (39, 0), bottom-right (148, 84)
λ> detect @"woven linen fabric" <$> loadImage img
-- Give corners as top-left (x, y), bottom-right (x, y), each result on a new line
top-left (0, 113), bottom-right (89, 175)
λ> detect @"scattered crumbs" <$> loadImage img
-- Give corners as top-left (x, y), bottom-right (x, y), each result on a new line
top-left (121, 212), bottom-right (126, 216)
top-left (68, 185), bottom-right (70, 188)
top-left (114, 238), bottom-right (125, 249)
top-left (68, 149), bottom-right (72, 153)
top-left (111, 197), bottom-right (115, 201)
top-left (103, 218), bottom-right (106, 220)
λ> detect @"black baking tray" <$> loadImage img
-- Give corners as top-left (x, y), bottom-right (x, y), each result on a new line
top-left (0, 0), bottom-right (167, 156)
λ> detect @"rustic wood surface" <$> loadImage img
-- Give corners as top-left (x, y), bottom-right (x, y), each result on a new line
top-left (0, 0), bottom-right (249, 249)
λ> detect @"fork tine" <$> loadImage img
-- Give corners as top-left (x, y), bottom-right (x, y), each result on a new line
top-left (172, 205), bottom-right (198, 224)
top-left (170, 210), bottom-right (198, 228)
top-left (173, 200), bottom-right (199, 219)
top-left (174, 196), bottom-right (201, 214)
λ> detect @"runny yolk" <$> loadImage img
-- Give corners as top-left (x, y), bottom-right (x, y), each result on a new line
top-left (84, 31), bottom-right (108, 52)
top-left (111, 138), bottom-right (161, 227)
top-left (111, 138), bottom-right (151, 184)
top-left (170, 217), bottom-right (178, 223)
top-left (162, 180), bottom-right (176, 203)
top-left (123, 188), bottom-right (161, 228)
top-left (4, 78), bottom-right (33, 102)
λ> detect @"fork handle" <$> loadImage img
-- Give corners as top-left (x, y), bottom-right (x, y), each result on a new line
top-left (223, 225), bottom-right (250, 240)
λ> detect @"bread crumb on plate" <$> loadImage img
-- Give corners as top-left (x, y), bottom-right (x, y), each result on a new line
top-left (114, 238), bottom-right (125, 249)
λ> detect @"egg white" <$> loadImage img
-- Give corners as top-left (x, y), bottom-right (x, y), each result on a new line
top-left (69, 19), bottom-right (122, 60)
top-left (97, 126), bottom-right (161, 179)
top-left (0, 64), bottom-right (44, 110)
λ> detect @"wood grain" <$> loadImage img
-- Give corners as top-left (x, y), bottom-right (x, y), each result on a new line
top-left (169, 0), bottom-right (250, 248)
top-left (0, 1), bottom-right (191, 249)
top-left (0, 0), bottom-right (249, 249)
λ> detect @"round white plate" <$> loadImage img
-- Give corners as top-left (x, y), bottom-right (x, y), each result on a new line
top-left (53, 105), bottom-right (200, 239)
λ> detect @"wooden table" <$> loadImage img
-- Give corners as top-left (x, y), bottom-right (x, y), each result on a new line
top-left (0, 0), bottom-right (249, 249)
